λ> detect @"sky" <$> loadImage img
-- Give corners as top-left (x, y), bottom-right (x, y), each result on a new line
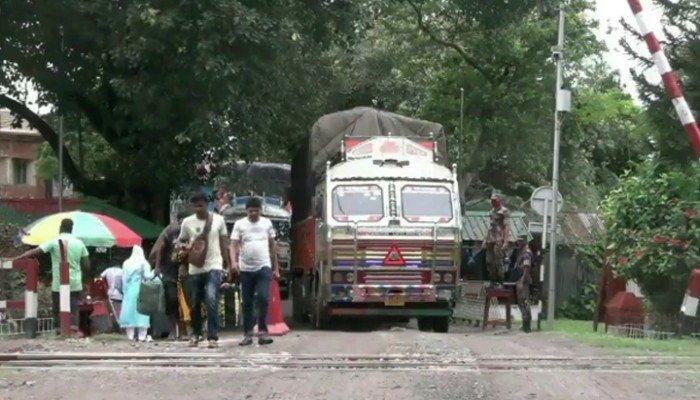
top-left (593, 0), bottom-right (666, 100)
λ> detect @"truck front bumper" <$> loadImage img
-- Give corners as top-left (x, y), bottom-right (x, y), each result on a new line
top-left (324, 284), bottom-right (456, 317)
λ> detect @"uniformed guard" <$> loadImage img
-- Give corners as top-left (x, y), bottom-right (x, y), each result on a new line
top-left (483, 193), bottom-right (510, 287)
top-left (514, 234), bottom-right (533, 332)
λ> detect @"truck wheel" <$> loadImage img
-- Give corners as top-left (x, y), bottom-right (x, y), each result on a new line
top-left (280, 283), bottom-right (290, 300)
top-left (432, 317), bottom-right (450, 333)
top-left (292, 278), bottom-right (308, 323)
top-left (417, 318), bottom-right (434, 332)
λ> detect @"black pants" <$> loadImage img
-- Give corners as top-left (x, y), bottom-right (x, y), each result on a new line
top-left (52, 291), bottom-right (81, 332)
top-left (163, 280), bottom-right (179, 317)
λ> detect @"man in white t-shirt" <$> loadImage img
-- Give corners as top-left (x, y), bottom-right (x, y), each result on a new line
top-left (230, 196), bottom-right (280, 346)
top-left (178, 191), bottom-right (230, 348)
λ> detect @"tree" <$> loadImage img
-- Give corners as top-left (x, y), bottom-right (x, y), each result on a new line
top-left (333, 0), bottom-right (652, 206)
top-left (620, 0), bottom-right (700, 164)
top-left (602, 159), bottom-right (700, 321)
top-left (0, 0), bottom-right (359, 221)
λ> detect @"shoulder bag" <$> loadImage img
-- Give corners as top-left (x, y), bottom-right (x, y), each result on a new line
top-left (186, 214), bottom-right (213, 268)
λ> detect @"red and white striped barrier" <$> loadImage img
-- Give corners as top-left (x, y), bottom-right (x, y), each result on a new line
top-left (680, 269), bottom-right (700, 335)
top-left (57, 244), bottom-right (72, 336)
top-left (626, 0), bottom-right (700, 159)
top-left (0, 259), bottom-right (39, 338)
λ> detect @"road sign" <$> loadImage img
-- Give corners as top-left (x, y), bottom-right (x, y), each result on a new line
top-left (530, 186), bottom-right (563, 217)
top-left (528, 222), bottom-right (561, 235)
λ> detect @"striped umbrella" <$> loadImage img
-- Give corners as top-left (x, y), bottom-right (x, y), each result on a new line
top-left (21, 211), bottom-right (142, 248)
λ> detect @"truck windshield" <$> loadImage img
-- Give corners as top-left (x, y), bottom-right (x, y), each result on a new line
top-left (332, 185), bottom-right (383, 221)
top-left (401, 185), bottom-right (452, 221)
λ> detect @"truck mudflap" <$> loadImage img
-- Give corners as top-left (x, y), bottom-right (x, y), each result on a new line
top-left (328, 304), bottom-right (452, 318)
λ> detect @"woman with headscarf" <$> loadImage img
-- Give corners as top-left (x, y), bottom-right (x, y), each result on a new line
top-left (118, 245), bottom-right (153, 342)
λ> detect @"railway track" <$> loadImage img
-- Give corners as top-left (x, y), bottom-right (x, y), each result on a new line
top-left (1, 352), bottom-right (700, 372)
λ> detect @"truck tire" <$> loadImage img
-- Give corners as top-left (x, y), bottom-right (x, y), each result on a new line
top-left (280, 283), bottom-right (290, 300)
top-left (417, 318), bottom-right (434, 332)
top-left (292, 277), bottom-right (308, 323)
top-left (432, 317), bottom-right (450, 333)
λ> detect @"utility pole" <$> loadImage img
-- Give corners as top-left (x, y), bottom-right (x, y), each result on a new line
top-left (58, 26), bottom-right (65, 212)
top-left (459, 87), bottom-right (464, 163)
top-left (548, 3), bottom-right (569, 323)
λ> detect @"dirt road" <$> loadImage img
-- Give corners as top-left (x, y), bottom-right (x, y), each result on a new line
top-left (1, 319), bottom-right (699, 400)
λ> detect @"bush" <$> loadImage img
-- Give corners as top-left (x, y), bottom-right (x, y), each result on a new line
top-left (558, 282), bottom-right (598, 320)
top-left (601, 160), bottom-right (700, 316)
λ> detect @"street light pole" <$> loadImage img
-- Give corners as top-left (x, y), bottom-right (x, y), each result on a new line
top-left (58, 115), bottom-right (64, 212)
top-left (58, 26), bottom-right (64, 212)
top-left (547, 4), bottom-right (567, 323)
top-left (459, 87), bottom-right (464, 162)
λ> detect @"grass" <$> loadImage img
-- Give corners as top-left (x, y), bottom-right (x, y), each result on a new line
top-left (545, 319), bottom-right (700, 354)
top-left (90, 333), bottom-right (128, 342)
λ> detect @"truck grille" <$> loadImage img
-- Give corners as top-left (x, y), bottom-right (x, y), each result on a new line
top-left (358, 270), bottom-right (429, 285)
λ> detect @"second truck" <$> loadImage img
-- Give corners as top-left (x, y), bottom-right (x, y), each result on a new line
top-left (290, 107), bottom-right (462, 332)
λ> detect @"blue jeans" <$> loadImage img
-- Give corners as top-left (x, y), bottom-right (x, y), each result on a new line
top-left (187, 270), bottom-right (222, 340)
top-left (240, 267), bottom-right (272, 336)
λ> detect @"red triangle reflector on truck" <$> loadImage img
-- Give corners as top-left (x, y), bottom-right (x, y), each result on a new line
top-left (383, 244), bottom-right (406, 266)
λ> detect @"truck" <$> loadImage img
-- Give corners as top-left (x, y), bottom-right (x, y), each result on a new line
top-left (290, 107), bottom-right (462, 332)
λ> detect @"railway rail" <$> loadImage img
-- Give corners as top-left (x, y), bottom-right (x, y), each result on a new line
top-left (1, 352), bottom-right (699, 372)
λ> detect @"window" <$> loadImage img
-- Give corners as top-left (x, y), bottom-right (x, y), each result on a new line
top-left (12, 158), bottom-right (29, 185)
top-left (401, 185), bottom-right (452, 221)
top-left (332, 185), bottom-right (383, 222)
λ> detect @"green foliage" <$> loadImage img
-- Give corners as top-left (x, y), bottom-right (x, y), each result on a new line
top-left (621, 0), bottom-right (700, 164)
top-left (558, 282), bottom-right (598, 320)
top-left (0, 0), bottom-right (661, 216)
top-left (332, 0), bottom-right (655, 206)
top-left (34, 117), bottom-right (116, 183)
top-left (0, 0), bottom-right (360, 218)
top-left (601, 160), bottom-right (700, 315)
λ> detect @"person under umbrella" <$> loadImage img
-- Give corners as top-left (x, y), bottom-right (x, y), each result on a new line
top-left (118, 245), bottom-right (153, 342)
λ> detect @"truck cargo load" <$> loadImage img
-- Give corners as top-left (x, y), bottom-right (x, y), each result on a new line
top-left (291, 107), bottom-right (448, 223)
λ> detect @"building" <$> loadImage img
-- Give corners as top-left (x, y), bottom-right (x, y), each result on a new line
top-left (0, 110), bottom-right (48, 199)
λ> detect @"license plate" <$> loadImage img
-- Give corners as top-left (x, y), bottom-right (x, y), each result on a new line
top-left (384, 297), bottom-right (405, 307)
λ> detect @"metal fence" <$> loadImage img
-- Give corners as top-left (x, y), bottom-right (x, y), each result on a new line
top-left (453, 281), bottom-right (505, 326)
top-left (0, 317), bottom-right (54, 338)
top-left (606, 324), bottom-right (675, 340)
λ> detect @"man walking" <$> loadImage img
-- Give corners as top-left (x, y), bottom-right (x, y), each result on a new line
top-left (484, 193), bottom-right (510, 287)
top-left (178, 192), bottom-right (230, 348)
top-left (514, 235), bottom-right (533, 333)
top-left (153, 211), bottom-right (189, 340)
top-left (14, 219), bottom-right (89, 337)
top-left (230, 197), bottom-right (280, 346)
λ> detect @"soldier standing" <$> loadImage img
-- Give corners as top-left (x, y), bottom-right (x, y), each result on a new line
top-left (515, 235), bottom-right (533, 332)
top-left (484, 193), bottom-right (510, 287)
